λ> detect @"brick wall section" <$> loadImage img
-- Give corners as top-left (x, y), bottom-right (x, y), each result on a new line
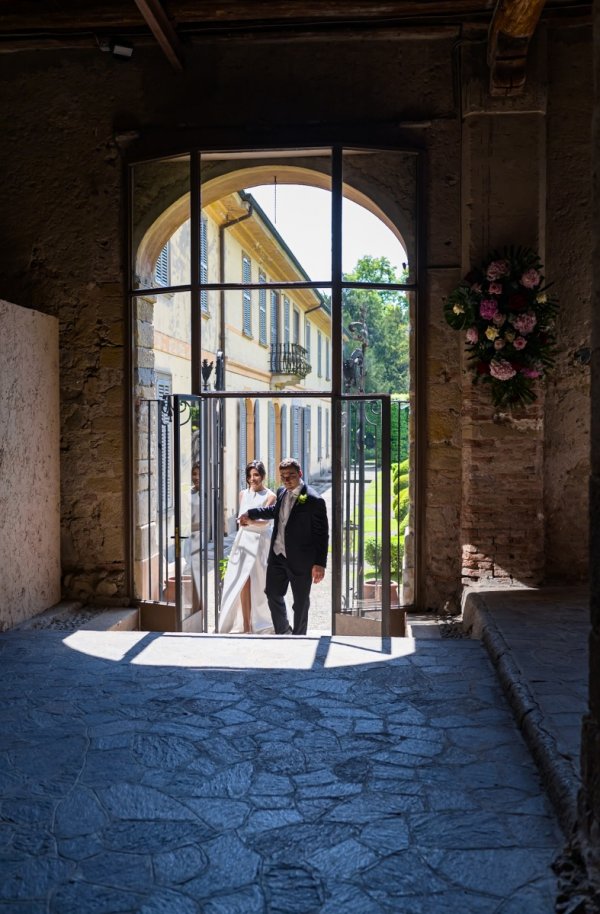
top-left (461, 382), bottom-right (545, 586)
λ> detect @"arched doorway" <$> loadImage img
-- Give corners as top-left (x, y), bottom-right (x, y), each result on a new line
top-left (128, 147), bottom-right (422, 635)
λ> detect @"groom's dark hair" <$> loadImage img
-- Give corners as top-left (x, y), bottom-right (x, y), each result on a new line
top-left (279, 457), bottom-right (302, 474)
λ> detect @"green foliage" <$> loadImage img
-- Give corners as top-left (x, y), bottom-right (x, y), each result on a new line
top-left (365, 535), bottom-right (404, 578)
top-left (393, 473), bottom-right (409, 494)
top-left (392, 459), bottom-right (409, 478)
top-left (219, 557), bottom-right (229, 580)
top-left (343, 256), bottom-right (410, 396)
top-left (393, 488), bottom-right (409, 521)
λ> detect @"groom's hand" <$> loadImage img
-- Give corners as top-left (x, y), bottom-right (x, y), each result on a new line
top-left (238, 513), bottom-right (250, 526)
top-left (312, 565), bottom-right (325, 584)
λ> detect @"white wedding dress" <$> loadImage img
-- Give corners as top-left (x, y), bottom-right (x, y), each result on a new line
top-left (218, 487), bottom-right (275, 634)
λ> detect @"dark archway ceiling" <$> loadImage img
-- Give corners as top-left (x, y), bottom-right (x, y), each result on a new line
top-left (0, 1), bottom-right (591, 95)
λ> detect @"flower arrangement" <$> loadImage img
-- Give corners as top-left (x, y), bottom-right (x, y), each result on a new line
top-left (444, 247), bottom-right (558, 408)
top-left (297, 493), bottom-right (308, 505)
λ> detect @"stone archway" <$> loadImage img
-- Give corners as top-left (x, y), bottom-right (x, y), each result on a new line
top-left (133, 158), bottom-right (415, 283)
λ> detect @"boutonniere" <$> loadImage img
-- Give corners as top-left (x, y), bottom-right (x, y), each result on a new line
top-left (297, 493), bottom-right (308, 505)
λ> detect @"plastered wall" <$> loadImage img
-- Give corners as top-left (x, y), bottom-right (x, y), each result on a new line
top-left (0, 300), bottom-right (60, 628)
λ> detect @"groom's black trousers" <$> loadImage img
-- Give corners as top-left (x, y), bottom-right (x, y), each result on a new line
top-left (265, 551), bottom-right (312, 635)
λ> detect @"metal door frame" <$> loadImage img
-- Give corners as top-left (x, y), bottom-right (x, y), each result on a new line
top-left (127, 142), bottom-right (425, 619)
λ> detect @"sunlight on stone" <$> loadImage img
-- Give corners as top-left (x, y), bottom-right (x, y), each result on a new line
top-left (62, 632), bottom-right (416, 669)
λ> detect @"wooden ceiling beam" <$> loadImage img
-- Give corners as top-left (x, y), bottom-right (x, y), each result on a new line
top-left (487, 0), bottom-right (546, 96)
top-left (0, 1), bottom-right (495, 34)
top-left (133, 0), bottom-right (184, 70)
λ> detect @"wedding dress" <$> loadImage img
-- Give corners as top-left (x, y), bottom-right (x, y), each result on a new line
top-left (218, 487), bottom-right (275, 633)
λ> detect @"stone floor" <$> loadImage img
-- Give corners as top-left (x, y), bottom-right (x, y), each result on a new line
top-left (463, 585), bottom-right (588, 835)
top-left (0, 617), bottom-right (567, 913)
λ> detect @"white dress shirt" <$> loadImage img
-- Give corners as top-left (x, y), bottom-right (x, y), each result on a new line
top-left (273, 484), bottom-right (303, 557)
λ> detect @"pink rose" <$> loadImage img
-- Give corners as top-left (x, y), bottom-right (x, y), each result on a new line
top-left (466, 328), bottom-right (479, 344)
top-left (480, 299), bottom-right (498, 320)
top-left (488, 282), bottom-right (503, 295)
top-left (494, 339), bottom-right (505, 350)
top-left (511, 312), bottom-right (537, 335)
top-left (489, 358), bottom-right (517, 381)
top-left (513, 337), bottom-right (527, 350)
top-left (492, 312), bottom-right (506, 327)
top-left (486, 260), bottom-right (510, 281)
top-left (521, 268), bottom-right (540, 289)
top-left (521, 367), bottom-right (541, 379)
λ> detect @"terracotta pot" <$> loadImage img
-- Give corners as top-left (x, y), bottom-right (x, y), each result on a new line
top-left (164, 574), bottom-right (193, 604)
top-left (363, 580), bottom-right (399, 604)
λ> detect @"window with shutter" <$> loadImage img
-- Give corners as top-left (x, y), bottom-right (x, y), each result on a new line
top-left (303, 406), bottom-right (311, 476)
top-left (291, 406), bottom-right (300, 460)
top-left (155, 242), bottom-right (170, 287)
top-left (318, 405), bottom-right (322, 460)
top-left (239, 399), bottom-right (247, 489)
top-left (242, 253), bottom-right (252, 336)
top-left (293, 308), bottom-right (300, 345)
top-left (325, 407), bottom-right (330, 457)
top-left (305, 321), bottom-right (311, 360)
top-left (280, 405), bottom-right (287, 461)
top-left (268, 402), bottom-right (276, 482)
top-left (325, 338), bottom-right (330, 380)
top-left (258, 272), bottom-right (267, 345)
top-left (254, 400), bottom-right (261, 460)
top-left (200, 216), bottom-right (209, 313)
top-left (317, 331), bottom-right (322, 377)
top-left (270, 290), bottom-right (279, 348)
top-left (283, 297), bottom-right (290, 346)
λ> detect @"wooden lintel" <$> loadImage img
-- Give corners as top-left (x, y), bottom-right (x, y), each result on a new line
top-left (0, 1), bottom-right (493, 34)
top-left (133, 0), bottom-right (184, 70)
top-left (488, 0), bottom-right (546, 97)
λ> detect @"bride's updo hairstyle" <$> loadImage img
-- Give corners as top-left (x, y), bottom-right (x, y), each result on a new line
top-left (245, 460), bottom-right (266, 484)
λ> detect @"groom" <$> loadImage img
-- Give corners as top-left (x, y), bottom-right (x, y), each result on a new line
top-left (239, 457), bottom-right (328, 635)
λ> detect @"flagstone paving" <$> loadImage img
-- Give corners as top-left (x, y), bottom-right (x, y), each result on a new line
top-left (0, 630), bottom-right (561, 912)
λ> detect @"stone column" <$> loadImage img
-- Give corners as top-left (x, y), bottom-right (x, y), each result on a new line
top-left (576, 0), bottom-right (600, 882)
top-left (459, 35), bottom-right (547, 587)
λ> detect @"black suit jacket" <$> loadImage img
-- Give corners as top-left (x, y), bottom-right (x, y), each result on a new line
top-left (247, 483), bottom-right (329, 574)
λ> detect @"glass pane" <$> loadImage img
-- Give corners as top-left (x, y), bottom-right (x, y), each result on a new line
top-left (337, 398), bottom-right (393, 636)
top-left (131, 155), bottom-right (191, 290)
top-left (175, 396), bottom-right (203, 632)
top-left (342, 149), bottom-right (416, 286)
top-left (200, 150), bottom-right (333, 285)
top-left (178, 395), bottom-right (333, 635)
top-left (391, 397), bottom-right (413, 607)
top-left (342, 283), bottom-right (410, 399)
top-left (199, 289), bottom-right (332, 394)
top-left (132, 293), bottom-right (191, 606)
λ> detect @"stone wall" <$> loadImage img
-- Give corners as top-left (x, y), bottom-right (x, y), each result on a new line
top-left (0, 25), bottom-right (592, 610)
top-left (576, 0), bottom-right (600, 885)
top-left (0, 300), bottom-right (60, 629)
top-left (544, 24), bottom-right (592, 581)
top-left (457, 29), bottom-right (591, 589)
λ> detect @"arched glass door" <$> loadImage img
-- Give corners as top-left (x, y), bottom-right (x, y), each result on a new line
top-left (128, 145), bottom-right (421, 634)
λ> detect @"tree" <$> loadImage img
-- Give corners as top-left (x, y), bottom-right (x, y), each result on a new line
top-left (343, 256), bottom-right (409, 395)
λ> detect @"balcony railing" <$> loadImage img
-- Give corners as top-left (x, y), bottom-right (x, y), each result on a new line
top-left (270, 343), bottom-right (311, 379)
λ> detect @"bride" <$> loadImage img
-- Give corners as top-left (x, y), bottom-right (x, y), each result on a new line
top-left (218, 460), bottom-right (276, 634)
